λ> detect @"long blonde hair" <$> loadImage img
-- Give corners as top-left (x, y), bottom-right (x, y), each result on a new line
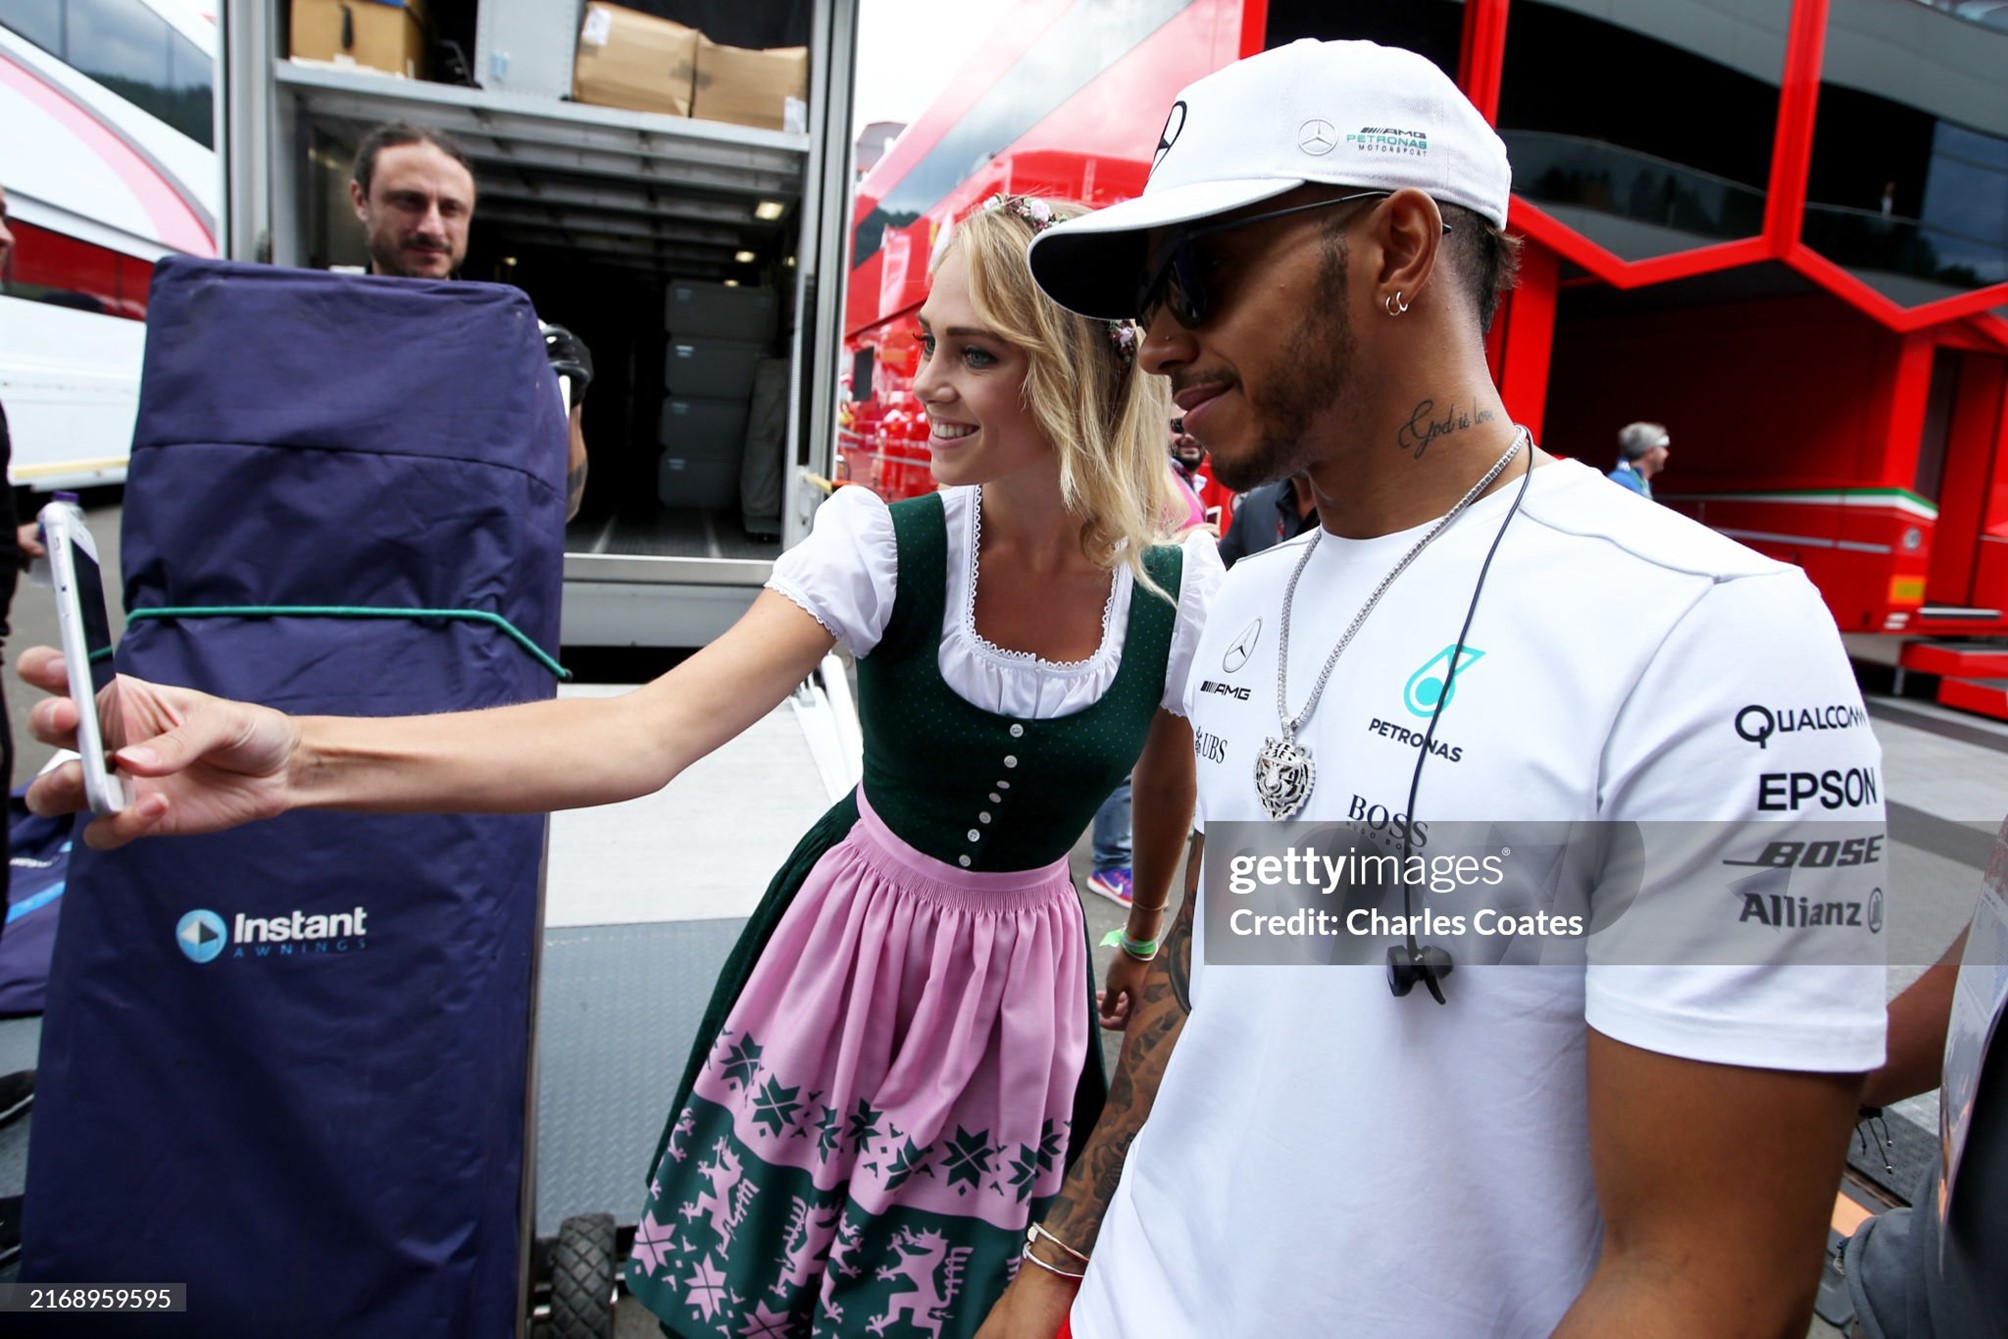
top-left (938, 199), bottom-right (1178, 598)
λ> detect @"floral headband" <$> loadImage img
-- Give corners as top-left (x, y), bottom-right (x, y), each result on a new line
top-left (983, 194), bottom-right (1138, 372)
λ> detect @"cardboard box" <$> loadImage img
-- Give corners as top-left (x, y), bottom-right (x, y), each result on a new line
top-left (572, 4), bottom-right (697, 118)
top-left (693, 35), bottom-right (807, 133)
top-left (290, 0), bottom-right (427, 79)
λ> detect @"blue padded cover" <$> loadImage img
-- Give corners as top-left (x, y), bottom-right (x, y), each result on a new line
top-left (21, 257), bottom-right (566, 1338)
top-left (0, 791), bottom-right (71, 1016)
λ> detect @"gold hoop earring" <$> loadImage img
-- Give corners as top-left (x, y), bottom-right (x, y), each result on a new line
top-left (1384, 291), bottom-right (1409, 316)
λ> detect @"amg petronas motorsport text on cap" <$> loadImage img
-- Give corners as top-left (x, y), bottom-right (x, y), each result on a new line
top-left (1029, 39), bottom-right (1513, 320)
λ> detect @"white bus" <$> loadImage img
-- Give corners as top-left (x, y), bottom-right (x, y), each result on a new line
top-left (0, 0), bottom-right (219, 491)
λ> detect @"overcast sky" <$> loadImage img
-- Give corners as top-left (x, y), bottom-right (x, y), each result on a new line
top-left (852, 0), bottom-right (1012, 139)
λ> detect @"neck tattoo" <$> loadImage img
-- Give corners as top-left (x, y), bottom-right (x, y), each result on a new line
top-left (1252, 427), bottom-right (1529, 821)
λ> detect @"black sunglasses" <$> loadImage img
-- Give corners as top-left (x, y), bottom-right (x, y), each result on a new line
top-left (1135, 189), bottom-right (1452, 330)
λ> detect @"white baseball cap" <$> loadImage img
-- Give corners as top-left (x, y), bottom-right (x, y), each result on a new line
top-left (1029, 39), bottom-right (1513, 320)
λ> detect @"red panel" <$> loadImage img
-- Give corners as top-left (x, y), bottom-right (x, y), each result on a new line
top-left (1544, 293), bottom-right (1892, 488)
top-left (847, 2), bottom-right (1240, 336)
top-left (1971, 358), bottom-right (2008, 618)
top-left (991, 7), bottom-right (1242, 167)
top-left (1876, 334), bottom-right (1936, 489)
top-left (2, 218), bottom-right (148, 320)
top-left (853, 0), bottom-right (1078, 211)
top-left (116, 252), bottom-right (153, 319)
top-left (857, 0), bottom-right (1241, 209)
top-left (1977, 538), bottom-right (2008, 620)
top-left (1901, 644), bottom-right (2008, 676)
top-left (1495, 238), bottom-right (1557, 441)
top-left (1766, 0), bottom-right (1828, 250)
top-left (1458, 0), bottom-right (1510, 123)
top-left (1543, 290), bottom-right (1920, 629)
top-left (1935, 676), bottom-right (2008, 722)
top-left (1937, 323), bottom-right (2008, 354)
top-left (1236, 0), bottom-right (1267, 58)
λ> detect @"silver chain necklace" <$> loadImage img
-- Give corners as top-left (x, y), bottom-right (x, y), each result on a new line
top-left (1254, 427), bottom-right (1529, 820)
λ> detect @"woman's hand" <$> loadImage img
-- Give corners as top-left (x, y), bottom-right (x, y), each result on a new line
top-left (17, 645), bottom-right (302, 849)
top-left (1098, 949), bottom-right (1151, 1031)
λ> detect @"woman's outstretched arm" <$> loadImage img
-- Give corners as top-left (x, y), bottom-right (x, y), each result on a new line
top-left (22, 590), bottom-right (836, 848)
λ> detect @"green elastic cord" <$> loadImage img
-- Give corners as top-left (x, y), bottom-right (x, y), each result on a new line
top-left (126, 605), bottom-right (571, 681)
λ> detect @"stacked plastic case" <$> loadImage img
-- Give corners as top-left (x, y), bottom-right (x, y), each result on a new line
top-left (658, 280), bottom-right (779, 511)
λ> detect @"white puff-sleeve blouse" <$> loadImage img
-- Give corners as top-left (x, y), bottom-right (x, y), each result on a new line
top-left (765, 484), bottom-right (1223, 720)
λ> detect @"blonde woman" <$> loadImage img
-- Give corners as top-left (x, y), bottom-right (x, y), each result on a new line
top-left (21, 196), bottom-right (1222, 1336)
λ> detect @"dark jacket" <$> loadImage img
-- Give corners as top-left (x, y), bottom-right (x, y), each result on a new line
top-left (1218, 477), bottom-right (1317, 568)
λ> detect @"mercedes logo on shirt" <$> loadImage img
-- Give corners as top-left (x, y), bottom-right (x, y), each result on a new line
top-left (1222, 618), bottom-right (1262, 673)
top-left (1298, 119), bottom-right (1338, 155)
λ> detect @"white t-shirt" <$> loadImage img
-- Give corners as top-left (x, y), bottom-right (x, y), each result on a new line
top-left (1073, 458), bottom-right (1887, 1338)
top-left (766, 484), bottom-right (1223, 718)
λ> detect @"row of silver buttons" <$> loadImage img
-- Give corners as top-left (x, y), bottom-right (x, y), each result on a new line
top-left (959, 724), bottom-right (1026, 867)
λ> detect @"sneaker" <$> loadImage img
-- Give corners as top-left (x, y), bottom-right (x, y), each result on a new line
top-left (1086, 867), bottom-right (1134, 908)
top-left (0, 1070), bottom-right (31, 1128)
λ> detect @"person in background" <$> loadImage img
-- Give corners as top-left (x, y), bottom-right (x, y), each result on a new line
top-left (1608, 420), bottom-right (1669, 499)
top-left (1163, 460), bottom-right (1205, 534)
top-left (1084, 777), bottom-right (1136, 909)
top-left (1216, 471), bottom-right (1317, 567)
top-left (1167, 415), bottom-right (1233, 535)
top-left (349, 122), bottom-right (592, 520)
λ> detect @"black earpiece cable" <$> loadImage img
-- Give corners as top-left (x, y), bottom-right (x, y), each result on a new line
top-left (1392, 436), bottom-right (1536, 1004)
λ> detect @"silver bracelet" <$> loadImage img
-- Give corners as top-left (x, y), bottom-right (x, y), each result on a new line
top-left (1028, 1221), bottom-right (1091, 1263)
top-left (1019, 1239), bottom-right (1087, 1280)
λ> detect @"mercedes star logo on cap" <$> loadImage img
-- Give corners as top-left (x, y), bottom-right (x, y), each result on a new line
top-left (1298, 118), bottom-right (1338, 155)
top-left (1153, 101), bottom-right (1188, 173)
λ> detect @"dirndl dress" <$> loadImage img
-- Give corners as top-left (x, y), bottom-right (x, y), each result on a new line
top-left (625, 491), bottom-right (1184, 1338)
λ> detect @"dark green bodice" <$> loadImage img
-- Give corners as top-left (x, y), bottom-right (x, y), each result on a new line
top-left (854, 492), bottom-right (1183, 872)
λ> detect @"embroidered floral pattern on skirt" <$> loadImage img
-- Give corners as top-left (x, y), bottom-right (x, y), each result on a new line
top-left (626, 790), bottom-right (1087, 1338)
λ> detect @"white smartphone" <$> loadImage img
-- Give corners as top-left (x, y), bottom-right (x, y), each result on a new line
top-left (41, 500), bottom-right (128, 814)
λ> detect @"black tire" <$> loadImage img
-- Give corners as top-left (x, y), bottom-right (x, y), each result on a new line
top-left (549, 1213), bottom-right (618, 1339)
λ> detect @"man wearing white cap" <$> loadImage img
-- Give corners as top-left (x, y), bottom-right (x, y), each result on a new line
top-left (981, 40), bottom-right (1883, 1339)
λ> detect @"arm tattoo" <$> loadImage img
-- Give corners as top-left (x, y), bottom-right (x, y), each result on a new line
top-left (565, 461), bottom-right (588, 521)
top-left (1041, 833), bottom-right (1202, 1252)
